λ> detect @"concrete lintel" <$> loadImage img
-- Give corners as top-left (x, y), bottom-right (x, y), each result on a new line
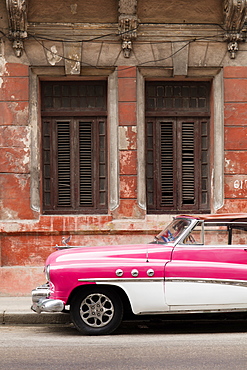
top-left (172, 41), bottom-right (189, 76)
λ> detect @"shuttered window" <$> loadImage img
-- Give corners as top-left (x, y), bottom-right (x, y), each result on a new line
top-left (41, 81), bottom-right (107, 214)
top-left (146, 81), bottom-right (210, 214)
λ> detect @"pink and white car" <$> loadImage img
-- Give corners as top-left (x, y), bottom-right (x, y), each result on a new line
top-left (31, 213), bottom-right (247, 335)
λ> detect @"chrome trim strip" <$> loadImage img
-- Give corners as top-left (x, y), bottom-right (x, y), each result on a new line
top-left (153, 308), bottom-right (247, 315)
top-left (166, 277), bottom-right (247, 287)
top-left (78, 277), bottom-right (164, 283)
top-left (78, 277), bottom-right (247, 287)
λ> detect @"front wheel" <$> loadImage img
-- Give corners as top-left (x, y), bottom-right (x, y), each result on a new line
top-left (70, 286), bottom-right (123, 335)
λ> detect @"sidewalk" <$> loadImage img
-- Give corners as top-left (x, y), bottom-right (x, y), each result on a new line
top-left (0, 297), bottom-right (71, 325)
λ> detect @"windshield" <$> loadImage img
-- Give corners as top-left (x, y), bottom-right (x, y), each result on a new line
top-left (152, 218), bottom-right (192, 244)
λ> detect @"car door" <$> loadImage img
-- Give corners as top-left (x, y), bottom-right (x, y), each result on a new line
top-left (165, 223), bottom-right (247, 310)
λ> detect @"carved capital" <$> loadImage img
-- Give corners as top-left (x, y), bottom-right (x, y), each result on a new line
top-left (118, 0), bottom-right (138, 58)
top-left (6, 0), bottom-right (28, 57)
top-left (224, 0), bottom-right (247, 58)
top-left (224, 0), bottom-right (247, 31)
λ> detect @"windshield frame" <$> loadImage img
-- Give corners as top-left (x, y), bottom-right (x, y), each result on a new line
top-left (152, 217), bottom-right (196, 245)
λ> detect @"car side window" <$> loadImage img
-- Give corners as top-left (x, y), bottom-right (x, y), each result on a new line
top-left (183, 222), bottom-right (247, 246)
top-left (231, 227), bottom-right (247, 245)
top-left (182, 222), bottom-right (204, 245)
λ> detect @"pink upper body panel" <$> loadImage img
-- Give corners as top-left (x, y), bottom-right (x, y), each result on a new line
top-left (166, 245), bottom-right (247, 281)
top-left (47, 243), bottom-right (174, 301)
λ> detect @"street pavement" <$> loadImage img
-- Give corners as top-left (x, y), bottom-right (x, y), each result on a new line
top-left (0, 296), bottom-right (70, 325)
top-left (2, 296), bottom-right (247, 330)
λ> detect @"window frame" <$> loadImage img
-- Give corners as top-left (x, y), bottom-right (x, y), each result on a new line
top-left (41, 80), bottom-right (108, 215)
top-left (145, 81), bottom-right (211, 214)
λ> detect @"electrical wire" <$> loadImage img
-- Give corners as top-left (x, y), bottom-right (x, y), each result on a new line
top-left (29, 30), bottom-right (226, 71)
top-left (33, 35), bottom-right (105, 69)
top-left (0, 23), bottom-right (230, 70)
top-left (27, 25), bottom-right (140, 43)
top-left (26, 21), bottom-right (226, 43)
top-left (27, 29), bottom-right (225, 45)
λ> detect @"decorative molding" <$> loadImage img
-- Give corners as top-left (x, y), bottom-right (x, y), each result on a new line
top-left (118, 0), bottom-right (138, 57)
top-left (224, 0), bottom-right (247, 58)
top-left (6, 0), bottom-right (28, 57)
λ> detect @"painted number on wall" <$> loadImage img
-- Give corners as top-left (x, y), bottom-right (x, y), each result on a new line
top-left (234, 180), bottom-right (247, 189)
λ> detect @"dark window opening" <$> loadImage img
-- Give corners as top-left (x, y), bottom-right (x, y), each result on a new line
top-left (41, 81), bottom-right (107, 214)
top-left (146, 81), bottom-right (210, 214)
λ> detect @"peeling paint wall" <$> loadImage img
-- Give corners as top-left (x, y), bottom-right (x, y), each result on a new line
top-left (1, 0), bottom-right (247, 295)
top-left (220, 67), bottom-right (247, 212)
top-left (0, 62), bottom-right (37, 222)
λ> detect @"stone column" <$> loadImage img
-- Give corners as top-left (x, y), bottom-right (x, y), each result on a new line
top-left (112, 66), bottom-right (145, 218)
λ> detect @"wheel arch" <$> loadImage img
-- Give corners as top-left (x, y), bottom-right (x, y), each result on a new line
top-left (67, 283), bottom-right (133, 318)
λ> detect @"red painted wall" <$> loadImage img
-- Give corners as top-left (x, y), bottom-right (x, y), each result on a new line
top-left (1, 64), bottom-right (247, 295)
top-left (222, 67), bottom-right (247, 212)
top-left (0, 63), bottom-right (37, 220)
top-left (115, 66), bottom-right (143, 218)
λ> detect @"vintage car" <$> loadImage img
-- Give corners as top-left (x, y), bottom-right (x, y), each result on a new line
top-left (31, 213), bottom-right (247, 335)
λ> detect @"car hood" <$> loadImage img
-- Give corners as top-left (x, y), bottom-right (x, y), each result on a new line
top-left (46, 243), bottom-right (173, 266)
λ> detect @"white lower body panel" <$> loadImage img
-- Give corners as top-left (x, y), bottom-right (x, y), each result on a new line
top-left (166, 280), bottom-right (247, 311)
top-left (98, 280), bottom-right (168, 315)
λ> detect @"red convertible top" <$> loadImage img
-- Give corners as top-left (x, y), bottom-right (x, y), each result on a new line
top-left (177, 213), bottom-right (247, 222)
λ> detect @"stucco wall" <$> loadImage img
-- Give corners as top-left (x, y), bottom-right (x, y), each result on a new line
top-left (1, 0), bottom-right (247, 295)
top-left (223, 67), bottom-right (247, 212)
top-left (28, 0), bottom-right (118, 23)
top-left (137, 0), bottom-right (223, 24)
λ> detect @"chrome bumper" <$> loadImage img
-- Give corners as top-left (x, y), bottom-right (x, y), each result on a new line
top-left (31, 284), bottom-right (64, 314)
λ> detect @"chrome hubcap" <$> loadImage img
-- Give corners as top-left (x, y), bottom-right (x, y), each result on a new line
top-left (80, 293), bottom-right (114, 328)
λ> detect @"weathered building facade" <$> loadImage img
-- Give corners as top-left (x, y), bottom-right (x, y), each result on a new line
top-left (1, 0), bottom-right (247, 295)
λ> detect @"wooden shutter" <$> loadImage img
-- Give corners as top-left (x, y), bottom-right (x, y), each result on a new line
top-left (41, 81), bottom-right (107, 215)
top-left (181, 122), bottom-right (195, 205)
top-left (146, 118), bottom-right (177, 211)
top-left (79, 121), bottom-right (93, 207)
top-left (177, 118), bottom-right (199, 211)
top-left (146, 117), bottom-right (210, 213)
top-left (200, 119), bottom-right (210, 208)
top-left (145, 81), bottom-right (210, 214)
top-left (57, 121), bottom-right (72, 207)
top-left (146, 120), bottom-right (155, 209)
top-left (42, 117), bottom-right (107, 214)
top-left (42, 118), bottom-right (53, 209)
top-left (78, 118), bottom-right (107, 210)
top-left (160, 121), bottom-right (176, 208)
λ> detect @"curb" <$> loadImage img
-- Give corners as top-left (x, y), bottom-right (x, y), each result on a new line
top-left (0, 297), bottom-right (71, 325)
top-left (1, 311), bottom-right (71, 325)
